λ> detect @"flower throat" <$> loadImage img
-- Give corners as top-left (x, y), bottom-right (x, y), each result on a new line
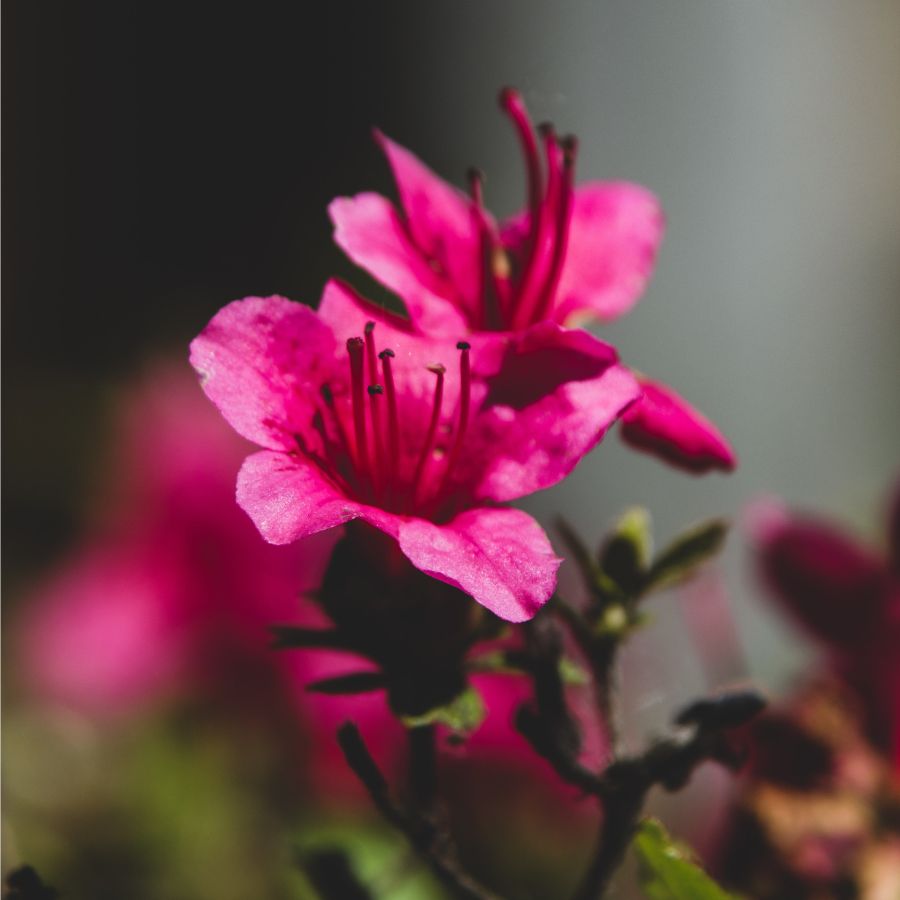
top-left (304, 322), bottom-right (472, 517)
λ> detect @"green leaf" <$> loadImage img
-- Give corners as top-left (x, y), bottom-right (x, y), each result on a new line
top-left (305, 672), bottom-right (385, 695)
top-left (401, 686), bottom-right (486, 734)
top-left (634, 819), bottom-right (739, 900)
top-left (643, 519), bottom-right (728, 593)
top-left (600, 506), bottom-right (653, 595)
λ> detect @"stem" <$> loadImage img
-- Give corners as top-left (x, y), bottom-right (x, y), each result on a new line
top-left (337, 723), bottom-right (503, 900)
top-left (408, 724), bottom-right (437, 817)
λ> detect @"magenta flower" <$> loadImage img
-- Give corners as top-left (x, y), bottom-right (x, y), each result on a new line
top-left (18, 364), bottom-right (332, 719)
top-left (330, 88), bottom-right (736, 474)
top-left (751, 489), bottom-right (900, 770)
top-left (190, 281), bottom-right (640, 622)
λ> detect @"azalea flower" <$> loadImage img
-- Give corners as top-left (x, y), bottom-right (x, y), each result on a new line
top-left (330, 87), bottom-right (736, 474)
top-left (189, 280), bottom-right (639, 622)
top-left (750, 488), bottom-right (900, 770)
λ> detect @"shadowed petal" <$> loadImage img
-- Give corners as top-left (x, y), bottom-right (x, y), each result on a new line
top-left (464, 324), bottom-right (641, 502)
top-left (620, 377), bottom-right (737, 474)
top-left (376, 131), bottom-right (483, 310)
top-left (329, 193), bottom-right (468, 335)
top-left (397, 507), bottom-right (560, 622)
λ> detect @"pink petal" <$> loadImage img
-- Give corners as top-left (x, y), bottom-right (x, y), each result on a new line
top-left (237, 450), bottom-right (365, 544)
top-left (397, 507), bottom-right (560, 622)
top-left (464, 324), bottom-right (641, 502)
top-left (502, 182), bottom-right (664, 325)
top-left (237, 449), bottom-right (406, 546)
top-left (619, 377), bottom-right (737, 474)
top-left (328, 193), bottom-right (469, 335)
top-left (189, 296), bottom-right (340, 452)
top-left (375, 131), bottom-right (482, 311)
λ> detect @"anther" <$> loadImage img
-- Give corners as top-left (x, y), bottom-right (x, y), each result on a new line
top-left (456, 341), bottom-right (471, 350)
top-left (367, 384), bottom-right (384, 395)
top-left (426, 363), bottom-right (447, 376)
top-left (378, 348), bottom-right (395, 359)
top-left (364, 321), bottom-right (375, 334)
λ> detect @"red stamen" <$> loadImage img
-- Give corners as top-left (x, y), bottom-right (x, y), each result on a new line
top-left (364, 321), bottom-right (385, 498)
top-left (315, 386), bottom-right (360, 496)
top-left (468, 168), bottom-right (508, 330)
top-left (511, 125), bottom-right (563, 330)
top-left (531, 134), bottom-right (577, 324)
top-left (379, 349), bottom-right (400, 499)
top-left (409, 363), bottom-right (445, 511)
top-left (499, 87), bottom-right (543, 223)
top-left (346, 337), bottom-right (371, 495)
top-left (438, 342), bottom-right (472, 499)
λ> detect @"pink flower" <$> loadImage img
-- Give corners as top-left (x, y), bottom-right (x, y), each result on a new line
top-left (330, 88), bottom-right (736, 474)
top-left (752, 488), bottom-right (900, 770)
top-left (18, 365), bottom-right (331, 720)
top-left (189, 281), bottom-right (640, 622)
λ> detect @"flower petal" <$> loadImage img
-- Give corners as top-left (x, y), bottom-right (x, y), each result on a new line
top-left (237, 450), bottom-right (366, 544)
top-left (375, 131), bottom-right (482, 311)
top-left (620, 377), bottom-right (737, 474)
top-left (502, 182), bottom-right (664, 325)
top-left (189, 296), bottom-right (339, 451)
top-left (463, 324), bottom-right (641, 502)
top-left (397, 507), bottom-right (560, 622)
top-left (328, 193), bottom-right (469, 335)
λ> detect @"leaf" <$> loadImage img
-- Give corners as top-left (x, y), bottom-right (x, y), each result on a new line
top-left (305, 672), bottom-right (386, 695)
top-left (557, 517), bottom-right (622, 601)
top-left (600, 506), bottom-right (653, 595)
top-left (401, 686), bottom-right (486, 734)
top-left (643, 519), bottom-right (728, 593)
top-left (634, 819), bottom-right (739, 900)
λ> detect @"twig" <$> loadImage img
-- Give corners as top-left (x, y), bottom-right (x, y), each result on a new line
top-left (337, 723), bottom-right (503, 900)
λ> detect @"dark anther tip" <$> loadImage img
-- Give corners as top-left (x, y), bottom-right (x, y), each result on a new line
top-left (364, 321), bottom-right (376, 334)
top-left (457, 341), bottom-right (471, 351)
top-left (367, 384), bottom-right (384, 395)
top-left (346, 336), bottom-right (365, 351)
top-left (378, 348), bottom-right (395, 359)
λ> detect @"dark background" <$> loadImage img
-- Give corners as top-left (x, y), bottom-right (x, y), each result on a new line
top-left (4, 3), bottom-right (421, 579)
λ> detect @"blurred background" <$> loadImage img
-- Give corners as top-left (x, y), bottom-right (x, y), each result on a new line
top-left (4, 2), bottom-right (899, 898)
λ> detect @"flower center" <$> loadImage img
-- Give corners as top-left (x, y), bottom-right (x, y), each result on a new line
top-left (471, 89), bottom-right (578, 332)
top-left (310, 324), bottom-right (472, 518)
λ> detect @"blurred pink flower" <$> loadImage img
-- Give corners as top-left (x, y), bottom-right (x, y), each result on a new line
top-left (751, 488), bottom-right (900, 770)
top-left (19, 364), bottom-right (332, 718)
top-left (330, 88), bottom-right (736, 474)
top-left (190, 282), bottom-right (639, 622)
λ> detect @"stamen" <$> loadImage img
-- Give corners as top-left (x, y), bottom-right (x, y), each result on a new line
top-left (346, 337), bottom-right (371, 495)
top-left (468, 168), bottom-right (508, 330)
top-left (363, 321), bottom-right (385, 497)
top-left (438, 342), bottom-right (472, 497)
top-left (532, 134), bottom-right (577, 324)
top-left (409, 363), bottom-right (445, 510)
top-left (499, 87), bottom-right (543, 222)
top-left (379, 349), bottom-right (400, 499)
top-left (511, 125), bottom-right (563, 330)
top-left (319, 383), bottom-right (355, 471)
